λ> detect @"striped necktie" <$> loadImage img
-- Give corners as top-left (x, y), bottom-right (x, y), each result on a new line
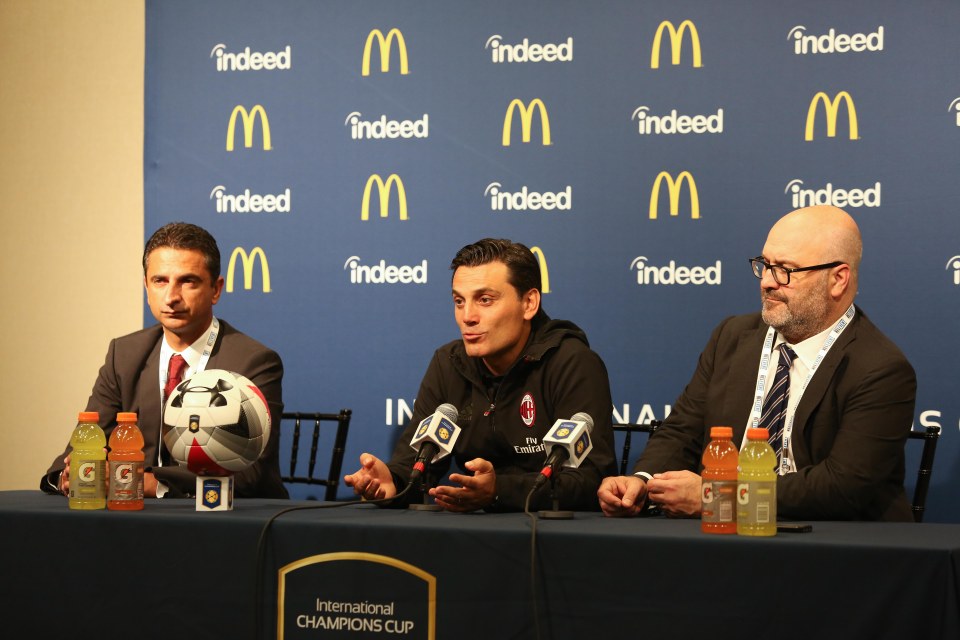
top-left (761, 343), bottom-right (796, 468)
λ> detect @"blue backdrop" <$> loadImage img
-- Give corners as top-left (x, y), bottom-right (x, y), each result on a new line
top-left (144, 0), bottom-right (959, 521)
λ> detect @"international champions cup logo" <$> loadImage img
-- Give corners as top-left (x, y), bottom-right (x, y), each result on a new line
top-left (226, 247), bottom-right (271, 293)
top-left (651, 20), bottom-right (702, 68)
top-left (502, 99), bottom-right (551, 146)
top-left (362, 28), bottom-right (409, 76)
top-left (649, 171), bottom-right (700, 219)
top-left (805, 91), bottom-right (858, 141)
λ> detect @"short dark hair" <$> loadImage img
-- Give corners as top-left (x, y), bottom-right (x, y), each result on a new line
top-left (142, 222), bottom-right (221, 279)
top-left (450, 238), bottom-right (541, 297)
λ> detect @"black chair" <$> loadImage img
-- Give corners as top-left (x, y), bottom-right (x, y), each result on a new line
top-left (612, 421), bottom-right (662, 475)
top-left (908, 426), bottom-right (940, 523)
top-left (280, 409), bottom-right (352, 501)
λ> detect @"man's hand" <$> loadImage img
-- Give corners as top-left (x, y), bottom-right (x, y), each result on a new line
top-left (646, 470), bottom-right (702, 517)
top-left (430, 458), bottom-right (496, 512)
top-left (344, 454), bottom-right (397, 501)
top-left (597, 475), bottom-right (647, 517)
top-left (144, 472), bottom-right (160, 498)
top-left (58, 455), bottom-right (71, 496)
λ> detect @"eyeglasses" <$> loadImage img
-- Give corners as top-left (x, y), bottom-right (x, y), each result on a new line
top-left (749, 257), bottom-right (844, 286)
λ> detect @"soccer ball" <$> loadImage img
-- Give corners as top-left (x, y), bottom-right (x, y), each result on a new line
top-left (161, 368), bottom-right (271, 476)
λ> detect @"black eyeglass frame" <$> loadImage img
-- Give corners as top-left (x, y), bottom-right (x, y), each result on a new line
top-left (748, 257), bottom-right (844, 285)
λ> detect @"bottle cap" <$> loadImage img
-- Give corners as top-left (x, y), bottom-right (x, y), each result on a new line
top-left (710, 426), bottom-right (733, 439)
top-left (117, 412), bottom-right (138, 422)
top-left (747, 427), bottom-right (769, 440)
top-left (78, 411), bottom-right (99, 422)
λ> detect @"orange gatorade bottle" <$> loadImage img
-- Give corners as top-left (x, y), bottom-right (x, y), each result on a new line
top-left (701, 426), bottom-right (738, 534)
top-left (107, 412), bottom-right (145, 510)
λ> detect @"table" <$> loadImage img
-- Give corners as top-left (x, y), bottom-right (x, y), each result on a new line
top-left (3, 490), bottom-right (958, 639)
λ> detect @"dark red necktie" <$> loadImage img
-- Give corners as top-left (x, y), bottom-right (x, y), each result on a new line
top-left (161, 354), bottom-right (188, 465)
top-left (164, 354), bottom-right (188, 401)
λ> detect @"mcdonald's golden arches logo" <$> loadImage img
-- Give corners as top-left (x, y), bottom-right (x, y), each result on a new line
top-left (805, 91), bottom-right (858, 141)
top-left (361, 174), bottom-right (408, 221)
top-left (362, 28), bottom-right (409, 76)
top-left (530, 246), bottom-right (551, 293)
top-left (226, 247), bottom-right (271, 293)
top-left (651, 20), bottom-right (702, 68)
top-left (226, 105), bottom-right (271, 151)
top-left (502, 99), bottom-right (551, 146)
top-left (649, 171), bottom-right (700, 219)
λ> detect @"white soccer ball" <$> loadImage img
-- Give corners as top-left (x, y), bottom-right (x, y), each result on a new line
top-left (161, 368), bottom-right (270, 475)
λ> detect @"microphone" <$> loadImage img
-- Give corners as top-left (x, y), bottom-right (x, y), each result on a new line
top-left (408, 403), bottom-right (461, 481)
top-left (533, 412), bottom-right (594, 490)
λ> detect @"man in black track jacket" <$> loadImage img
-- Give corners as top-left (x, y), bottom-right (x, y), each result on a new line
top-left (346, 238), bottom-right (616, 512)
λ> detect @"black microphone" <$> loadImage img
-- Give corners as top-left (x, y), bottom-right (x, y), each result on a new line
top-left (533, 412), bottom-right (594, 490)
top-left (408, 403), bottom-right (461, 481)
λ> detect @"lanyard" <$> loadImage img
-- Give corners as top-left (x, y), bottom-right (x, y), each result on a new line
top-left (746, 304), bottom-right (855, 474)
top-left (158, 317), bottom-right (220, 419)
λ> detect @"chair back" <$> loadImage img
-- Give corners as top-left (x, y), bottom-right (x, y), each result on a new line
top-left (908, 426), bottom-right (940, 523)
top-left (612, 421), bottom-right (662, 475)
top-left (280, 409), bottom-right (352, 501)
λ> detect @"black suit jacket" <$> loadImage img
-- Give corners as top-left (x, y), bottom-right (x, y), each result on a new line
top-left (42, 320), bottom-right (288, 498)
top-left (637, 308), bottom-right (916, 521)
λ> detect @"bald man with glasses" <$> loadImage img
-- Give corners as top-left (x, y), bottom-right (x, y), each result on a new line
top-left (598, 205), bottom-right (917, 522)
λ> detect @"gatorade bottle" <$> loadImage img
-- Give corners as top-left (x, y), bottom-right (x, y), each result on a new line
top-left (68, 411), bottom-right (106, 510)
top-left (701, 426), bottom-right (738, 534)
top-left (737, 427), bottom-right (777, 536)
top-left (108, 412), bottom-right (145, 511)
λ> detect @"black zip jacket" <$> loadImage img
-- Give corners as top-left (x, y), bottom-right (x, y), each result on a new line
top-left (387, 314), bottom-right (616, 511)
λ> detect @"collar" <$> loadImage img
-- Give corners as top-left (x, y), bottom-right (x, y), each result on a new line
top-left (774, 308), bottom-right (856, 369)
top-left (160, 316), bottom-right (217, 371)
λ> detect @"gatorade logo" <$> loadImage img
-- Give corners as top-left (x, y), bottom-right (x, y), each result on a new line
top-left (79, 462), bottom-right (97, 481)
top-left (702, 482), bottom-right (714, 504)
top-left (114, 464), bottom-right (134, 484)
top-left (737, 483), bottom-right (750, 505)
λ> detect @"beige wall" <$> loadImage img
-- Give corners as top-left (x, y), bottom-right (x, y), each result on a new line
top-left (0, 0), bottom-right (144, 490)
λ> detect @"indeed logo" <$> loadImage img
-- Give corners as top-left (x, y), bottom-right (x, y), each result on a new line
top-left (949, 98), bottom-right (960, 126)
top-left (484, 35), bottom-right (573, 63)
top-left (785, 179), bottom-right (881, 209)
top-left (630, 256), bottom-right (721, 285)
top-left (343, 256), bottom-right (427, 284)
top-left (210, 44), bottom-right (292, 71)
top-left (946, 256), bottom-right (960, 285)
top-left (344, 112), bottom-right (428, 140)
top-left (484, 182), bottom-right (571, 211)
top-left (632, 106), bottom-right (723, 135)
top-left (787, 26), bottom-right (884, 55)
top-left (210, 185), bottom-right (291, 213)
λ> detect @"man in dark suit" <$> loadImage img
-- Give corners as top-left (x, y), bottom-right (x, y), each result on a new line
top-left (41, 222), bottom-right (288, 499)
top-left (598, 205), bottom-right (916, 521)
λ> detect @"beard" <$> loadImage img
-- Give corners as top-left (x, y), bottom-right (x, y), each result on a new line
top-left (761, 283), bottom-right (830, 343)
